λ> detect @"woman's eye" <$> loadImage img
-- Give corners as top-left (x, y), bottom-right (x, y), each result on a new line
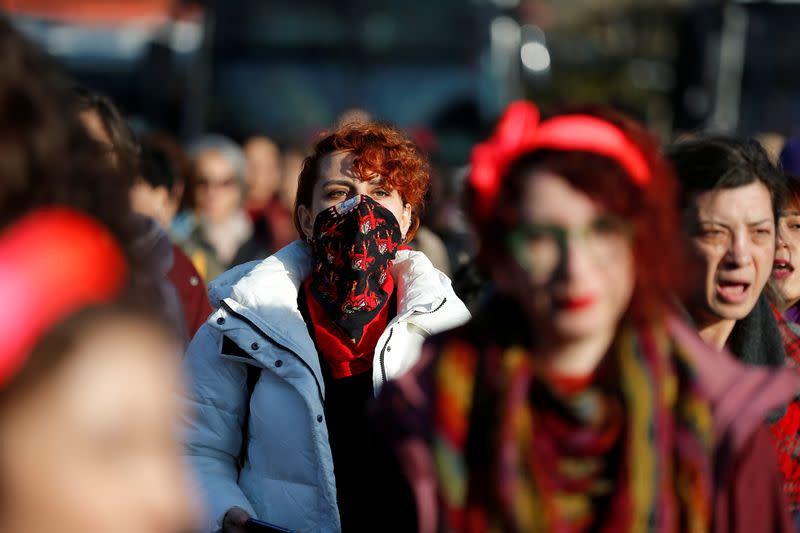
top-left (522, 225), bottom-right (559, 243)
top-left (700, 229), bottom-right (723, 239)
top-left (592, 224), bottom-right (612, 235)
top-left (784, 218), bottom-right (800, 231)
top-left (372, 189), bottom-right (390, 198)
top-left (325, 190), bottom-right (347, 199)
top-left (591, 217), bottom-right (627, 236)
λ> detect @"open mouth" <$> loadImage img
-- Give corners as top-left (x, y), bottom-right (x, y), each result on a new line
top-left (715, 280), bottom-right (751, 304)
top-left (773, 259), bottom-right (795, 280)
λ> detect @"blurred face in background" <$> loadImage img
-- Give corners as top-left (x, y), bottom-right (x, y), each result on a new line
top-left (502, 169), bottom-right (635, 350)
top-left (0, 315), bottom-right (196, 533)
top-left (244, 136), bottom-right (282, 208)
top-left (685, 181), bottom-right (775, 323)
top-left (193, 149), bottom-right (243, 224)
top-left (774, 205), bottom-right (800, 309)
top-left (130, 180), bottom-right (172, 228)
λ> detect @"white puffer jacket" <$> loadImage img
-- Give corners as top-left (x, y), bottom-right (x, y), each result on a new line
top-left (182, 241), bottom-right (470, 532)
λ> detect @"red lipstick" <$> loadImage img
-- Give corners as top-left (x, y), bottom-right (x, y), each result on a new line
top-left (557, 295), bottom-right (597, 311)
top-left (773, 259), bottom-right (795, 281)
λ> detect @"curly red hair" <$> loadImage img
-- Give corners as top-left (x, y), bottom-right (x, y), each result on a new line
top-left (294, 122), bottom-right (430, 239)
top-left (468, 105), bottom-right (688, 322)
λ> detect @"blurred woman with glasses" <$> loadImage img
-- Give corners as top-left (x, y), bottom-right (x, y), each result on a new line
top-left (180, 135), bottom-right (269, 281)
top-left (377, 101), bottom-right (797, 532)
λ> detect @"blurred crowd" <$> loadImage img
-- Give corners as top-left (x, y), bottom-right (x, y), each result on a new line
top-left (7, 9), bottom-right (800, 533)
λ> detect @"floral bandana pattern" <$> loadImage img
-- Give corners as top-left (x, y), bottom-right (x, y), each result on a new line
top-left (309, 194), bottom-right (401, 342)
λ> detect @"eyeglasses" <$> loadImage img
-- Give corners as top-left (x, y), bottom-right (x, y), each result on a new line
top-left (507, 215), bottom-right (633, 280)
top-left (196, 177), bottom-right (237, 190)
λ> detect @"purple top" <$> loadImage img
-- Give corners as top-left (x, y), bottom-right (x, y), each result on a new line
top-left (786, 304), bottom-right (800, 325)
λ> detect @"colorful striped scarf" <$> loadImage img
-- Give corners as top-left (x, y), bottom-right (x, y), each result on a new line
top-left (431, 321), bottom-right (713, 532)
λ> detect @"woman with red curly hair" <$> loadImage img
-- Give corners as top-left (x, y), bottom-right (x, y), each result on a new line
top-left (182, 122), bottom-right (470, 532)
top-left (376, 102), bottom-right (797, 532)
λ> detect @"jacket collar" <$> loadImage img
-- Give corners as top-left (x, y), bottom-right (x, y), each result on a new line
top-left (207, 240), bottom-right (469, 393)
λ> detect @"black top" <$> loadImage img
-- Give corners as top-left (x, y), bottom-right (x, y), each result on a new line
top-left (298, 289), bottom-right (416, 532)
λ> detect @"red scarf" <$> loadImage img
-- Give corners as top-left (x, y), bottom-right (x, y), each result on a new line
top-left (304, 275), bottom-right (395, 379)
top-left (770, 303), bottom-right (800, 510)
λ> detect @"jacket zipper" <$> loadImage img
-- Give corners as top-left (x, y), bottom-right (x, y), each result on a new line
top-left (379, 328), bottom-right (394, 386)
top-left (379, 297), bottom-right (447, 386)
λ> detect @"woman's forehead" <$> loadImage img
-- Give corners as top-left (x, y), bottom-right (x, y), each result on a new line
top-left (522, 170), bottom-right (602, 223)
top-left (318, 175), bottom-right (384, 186)
top-left (318, 150), bottom-right (355, 178)
top-left (693, 181), bottom-right (774, 224)
top-left (318, 152), bottom-right (384, 183)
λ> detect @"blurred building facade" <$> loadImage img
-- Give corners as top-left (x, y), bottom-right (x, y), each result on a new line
top-left (5, 0), bottom-right (800, 155)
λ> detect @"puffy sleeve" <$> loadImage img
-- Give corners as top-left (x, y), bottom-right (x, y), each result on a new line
top-left (182, 323), bottom-right (256, 532)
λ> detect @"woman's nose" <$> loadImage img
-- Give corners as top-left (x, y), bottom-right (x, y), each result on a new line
top-left (562, 237), bottom-right (594, 279)
top-left (726, 232), bottom-right (754, 266)
top-left (777, 229), bottom-right (789, 248)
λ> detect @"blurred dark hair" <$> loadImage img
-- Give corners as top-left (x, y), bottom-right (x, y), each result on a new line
top-left (139, 141), bottom-right (178, 190)
top-left (72, 86), bottom-right (140, 180)
top-left (667, 136), bottom-right (785, 220)
top-left (468, 105), bottom-right (687, 322)
top-left (140, 131), bottom-right (191, 209)
top-left (781, 174), bottom-right (800, 214)
top-left (0, 17), bottom-right (160, 309)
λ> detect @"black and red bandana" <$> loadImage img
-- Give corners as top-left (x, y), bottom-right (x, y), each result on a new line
top-left (309, 194), bottom-right (401, 344)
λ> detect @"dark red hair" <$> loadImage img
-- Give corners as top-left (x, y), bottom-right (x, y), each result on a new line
top-left (469, 105), bottom-right (687, 321)
top-left (294, 122), bottom-right (430, 239)
top-left (783, 175), bottom-right (800, 212)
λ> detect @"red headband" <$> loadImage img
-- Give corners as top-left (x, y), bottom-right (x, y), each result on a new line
top-left (0, 208), bottom-right (127, 388)
top-left (469, 100), bottom-right (651, 220)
